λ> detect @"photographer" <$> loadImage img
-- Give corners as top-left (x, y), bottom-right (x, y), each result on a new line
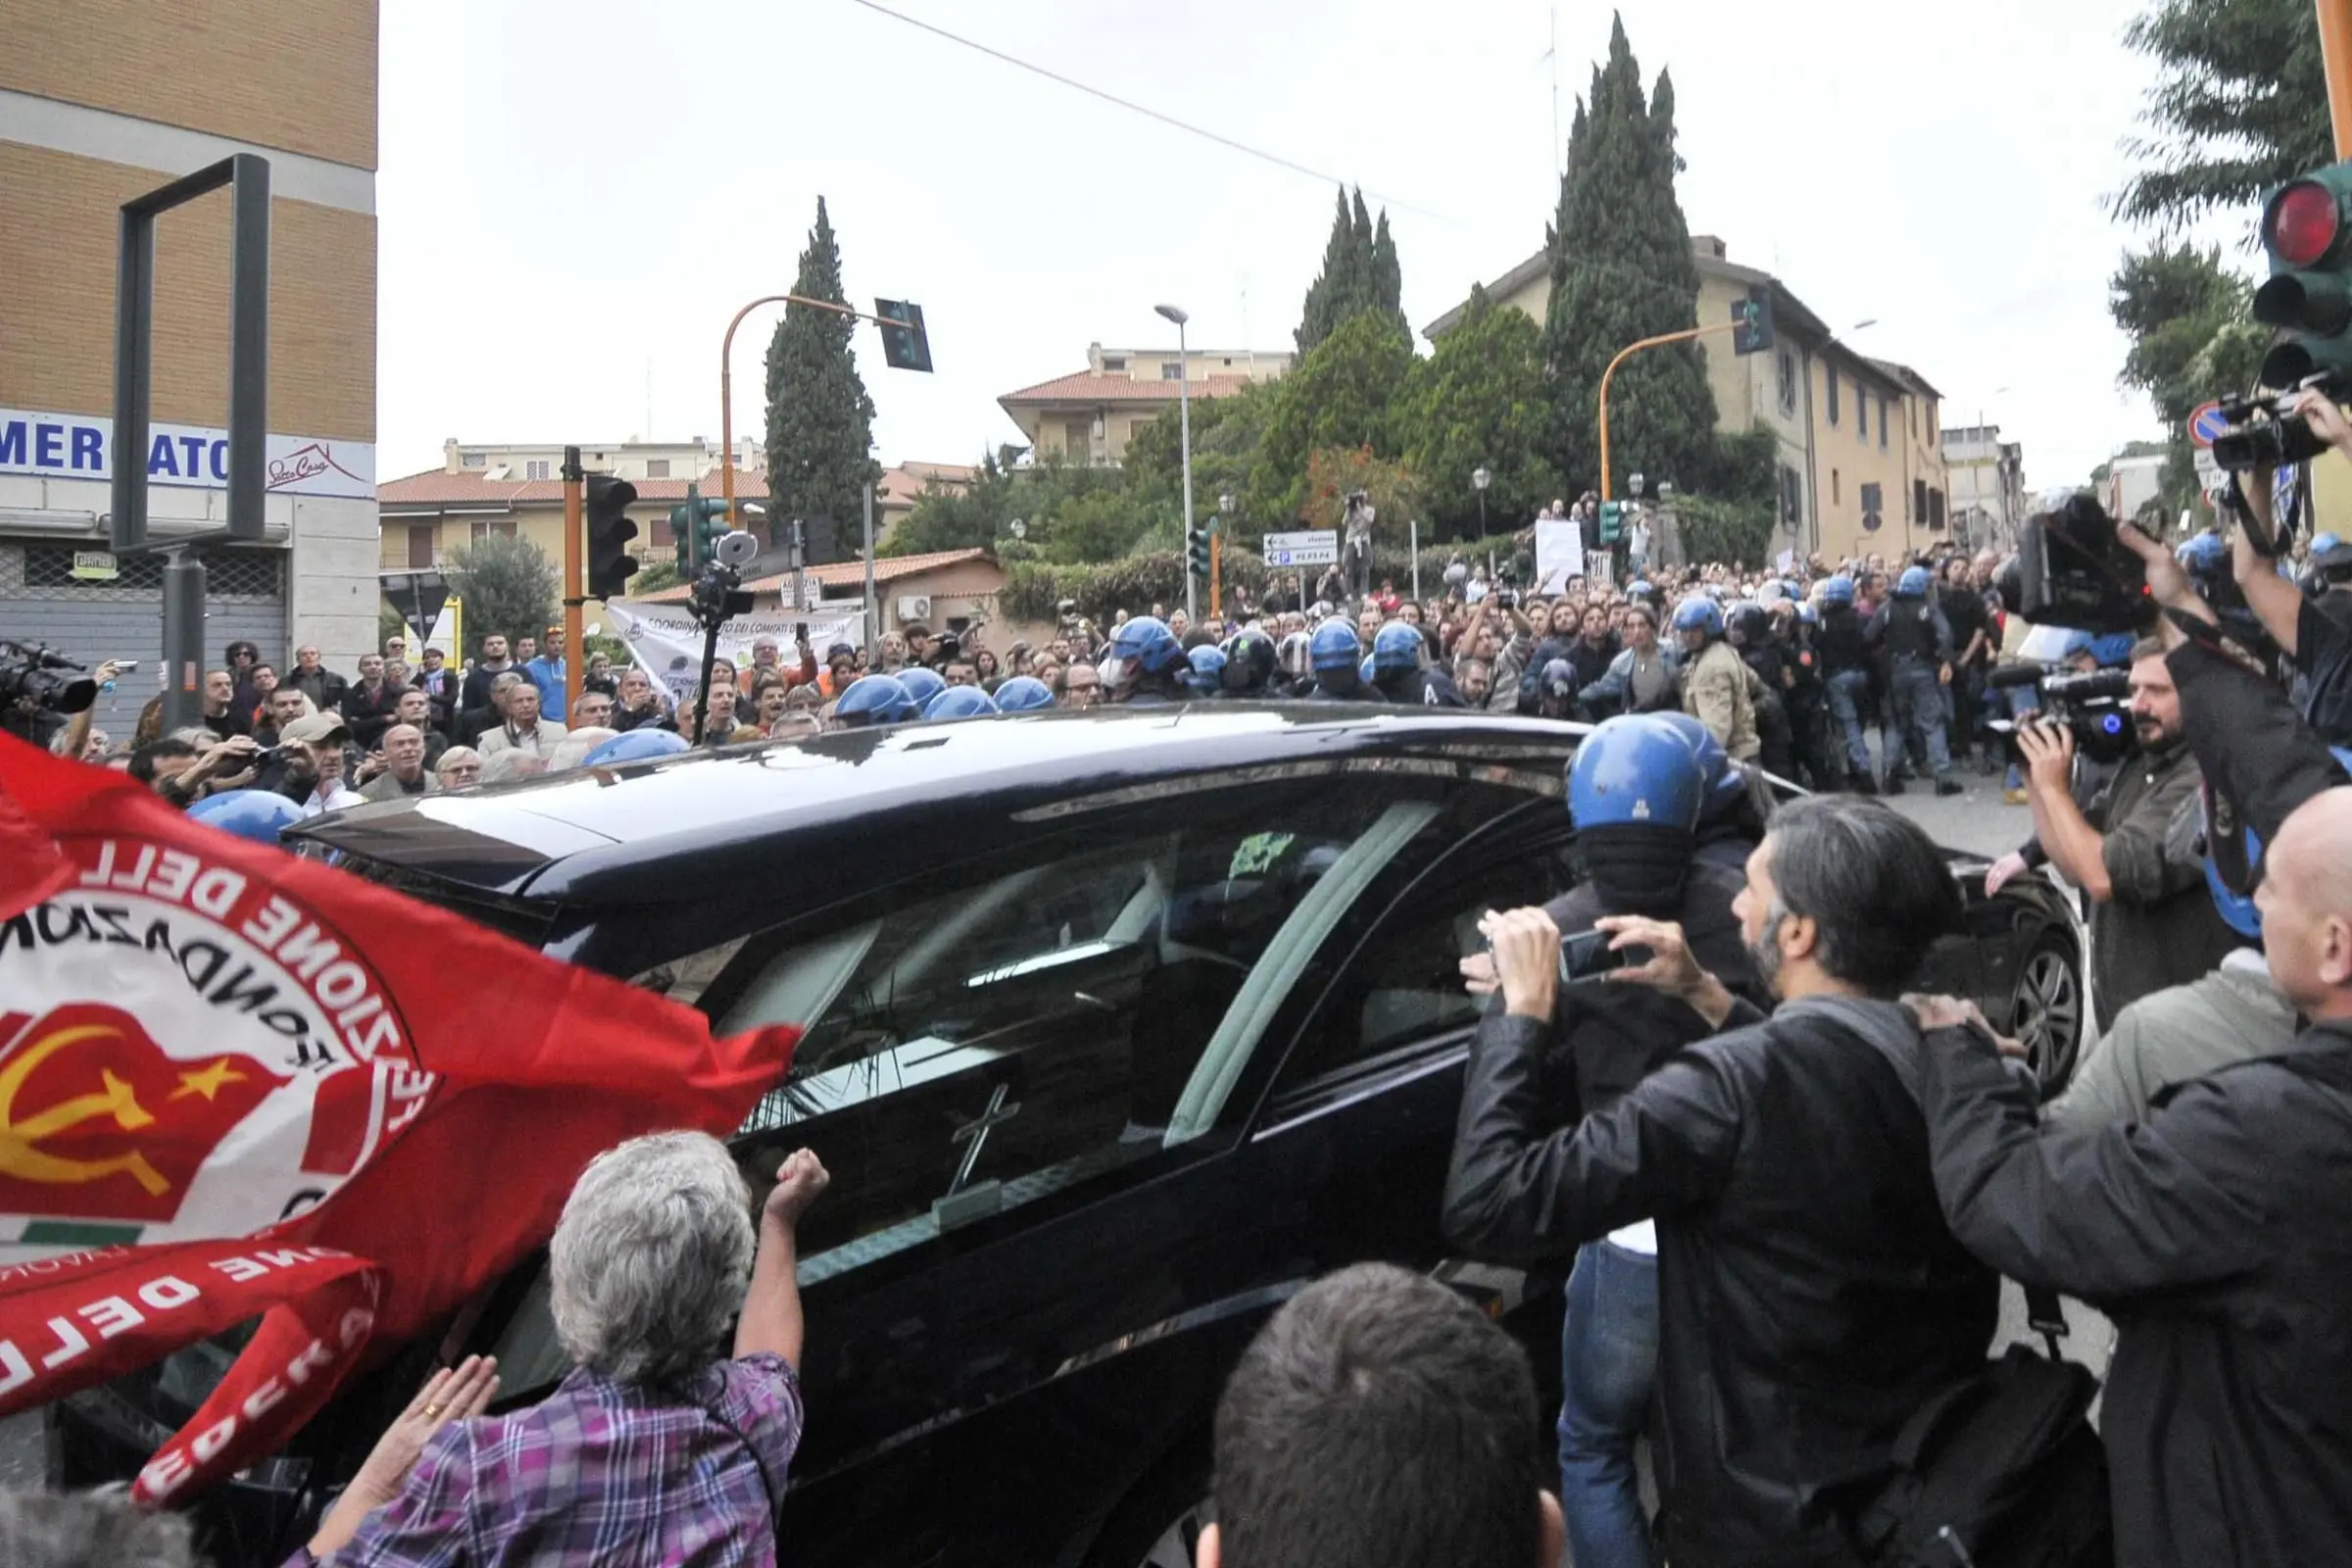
top-left (1444, 715), bottom-right (1756, 1568)
top-left (2230, 389), bottom-right (2352, 738)
top-left (1985, 638), bottom-right (2242, 1031)
top-left (1446, 795), bottom-right (2001, 1566)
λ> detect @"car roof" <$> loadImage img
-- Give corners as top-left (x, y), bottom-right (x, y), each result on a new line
top-left (289, 705), bottom-right (1586, 904)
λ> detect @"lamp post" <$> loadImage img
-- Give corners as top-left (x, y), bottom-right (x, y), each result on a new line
top-left (1472, 465), bottom-right (1491, 540)
top-left (1156, 303), bottom-right (1197, 624)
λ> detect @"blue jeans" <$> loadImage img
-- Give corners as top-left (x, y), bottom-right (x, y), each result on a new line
top-left (1559, 1240), bottom-right (1660, 1568)
top-left (1826, 668), bottom-right (1873, 777)
top-left (1889, 658), bottom-right (1952, 779)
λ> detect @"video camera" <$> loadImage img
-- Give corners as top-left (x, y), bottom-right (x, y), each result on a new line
top-left (2210, 376), bottom-right (2345, 475)
top-left (1984, 666), bottom-right (2137, 767)
top-left (2009, 494), bottom-right (2151, 636)
top-left (0, 641), bottom-right (98, 715)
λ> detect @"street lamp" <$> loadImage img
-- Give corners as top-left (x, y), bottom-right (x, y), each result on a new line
top-left (1156, 303), bottom-right (1198, 623)
top-left (1472, 465), bottom-right (1492, 539)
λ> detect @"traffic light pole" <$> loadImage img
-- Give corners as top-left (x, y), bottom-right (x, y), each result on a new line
top-left (2322, 0), bottom-right (2352, 157)
top-left (1597, 320), bottom-right (1739, 505)
top-left (719, 292), bottom-right (928, 531)
top-left (561, 445), bottom-right (584, 717)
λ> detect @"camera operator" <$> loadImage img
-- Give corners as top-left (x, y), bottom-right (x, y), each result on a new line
top-left (1984, 638), bottom-right (2242, 1031)
top-left (1446, 795), bottom-right (2009, 1566)
top-left (1908, 515), bottom-right (2352, 1562)
top-left (1445, 714), bottom-right (1757, 1568)
top-left (2227, 388), bottom-right (2352, 738)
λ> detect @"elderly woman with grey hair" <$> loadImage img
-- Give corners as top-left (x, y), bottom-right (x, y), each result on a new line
top-left (296, 1134), bottom-right (829, 1566)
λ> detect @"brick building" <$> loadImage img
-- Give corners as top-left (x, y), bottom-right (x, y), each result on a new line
top-left (0, 1), bottom-right (381, 736)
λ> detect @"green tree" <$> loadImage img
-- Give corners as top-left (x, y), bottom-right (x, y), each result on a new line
top-left (1123, 381), bottom-right (1280, 543)
top-left (763, 197), bottom-right (879, 549)
top-left (1393, 286), bottom-right (1559, 540)
top-left (445, 533), bottom-right (558, 660)
top-left (1541, 16), bottom-right (1719, 499)
top-left (1295, 185), bottom-right (1407, 358)
top-left (2110, 243), bottom-right (2264, 514)
top-left (2114, 0), bottom-right (2330, 231)
top-left (1253, 314), bottom-right (1417, 522)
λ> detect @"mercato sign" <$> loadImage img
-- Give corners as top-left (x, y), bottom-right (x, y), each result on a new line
top-left (0, 406), bottom-right (374, 501)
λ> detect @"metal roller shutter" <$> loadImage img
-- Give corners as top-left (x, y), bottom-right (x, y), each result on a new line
top-left (0, 537), bottom-right (289, 742)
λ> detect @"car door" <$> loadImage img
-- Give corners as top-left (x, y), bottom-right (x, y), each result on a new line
top-left (467, 769), bottom-right (1484, 1566)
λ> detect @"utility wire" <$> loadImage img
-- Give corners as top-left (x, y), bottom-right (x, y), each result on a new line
top-left (843, 0), bottom-right (1459, 225)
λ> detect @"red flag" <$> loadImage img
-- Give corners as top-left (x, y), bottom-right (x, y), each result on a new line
top-left (0, 736), bottom-right (799, 1502)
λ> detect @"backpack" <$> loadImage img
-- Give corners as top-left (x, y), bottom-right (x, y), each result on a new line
top-left (1792, 998), bottom-right (2117, 1568)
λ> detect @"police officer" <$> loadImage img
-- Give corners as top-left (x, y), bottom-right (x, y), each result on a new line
top-left (831, 673), bottom-right (919, 729)
top-left (1187, 645), bottom-right (1228, 699)
top-left (1218, 627), bottom-right (1280, 699)
top-left (1784, 603), bottom-right (1834, 791)
top-left (1868, 566), bottom-right (1964, 797)
top-left (1100, 615), bottom-right (1191, 705)
top-left (1446, 713), bottom-right (1757, 1568)
top-left (1369, 620), bottom-right (1463, 707)
top-left (1728, 603), bottom-right (1795, 780)
top-left (1670, 596), bottom-right (1760, 762)
top-left (1303, 620), bottom-right (1380, 702)
top-left (1815, 575), bottom-right (1878, 793)
top-left (1655, 710), bottom-right (1772, 872)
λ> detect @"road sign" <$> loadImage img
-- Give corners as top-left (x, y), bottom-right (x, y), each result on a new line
top-left (2193, 445), bottom-right (2223, 488)
top-left (69, 551), bottom-right (118, 581)
top-left (2187, 401), bottom-right (2230, 449)
top-left (1263, 528), bottom-right (1338, 567)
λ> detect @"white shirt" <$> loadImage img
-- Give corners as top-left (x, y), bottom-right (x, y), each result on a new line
top-left (298, 782), bottom-right (365, 817)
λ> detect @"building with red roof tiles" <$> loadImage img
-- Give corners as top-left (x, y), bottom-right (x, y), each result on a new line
top-left (999, 342), bottom-right (1290, 466)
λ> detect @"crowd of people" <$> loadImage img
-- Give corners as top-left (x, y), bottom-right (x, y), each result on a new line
top-left (19, 428), bottom-right (2352, 1566)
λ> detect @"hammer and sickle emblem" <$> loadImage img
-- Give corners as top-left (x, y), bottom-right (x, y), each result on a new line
top-left (0, 1024), bottom-right (171, 1196)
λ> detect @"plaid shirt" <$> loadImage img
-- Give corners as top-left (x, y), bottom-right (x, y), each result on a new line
top-left (301, 1352), bottom-right (802, 1567)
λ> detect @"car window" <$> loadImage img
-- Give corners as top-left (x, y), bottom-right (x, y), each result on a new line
top-left (1285, 835), bottom-right (1576, 1087)
top-left (693, 787), bottom-right (1430, 1284)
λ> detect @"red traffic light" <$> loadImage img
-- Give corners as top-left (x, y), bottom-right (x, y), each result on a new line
top-left (2268, 180), bottom-right (2341, 268)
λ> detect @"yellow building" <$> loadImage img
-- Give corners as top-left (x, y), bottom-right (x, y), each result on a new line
top-left (1424, 237), bottom-right (1951, 564)
top-left (999, 341), bottom-right (1290, 466)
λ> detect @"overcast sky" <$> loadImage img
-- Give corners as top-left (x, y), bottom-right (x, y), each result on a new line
top-left (377, 0), bottom-right (2189, 496)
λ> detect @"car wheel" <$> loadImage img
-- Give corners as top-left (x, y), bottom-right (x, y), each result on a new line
top-left (1085, 1443), bottom-right (1213, 1568)
top-left (2012, 940), bottom-right (2084, 1092)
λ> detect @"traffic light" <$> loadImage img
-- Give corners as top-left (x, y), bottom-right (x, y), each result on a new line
top-left (670, 484), bottom-right (735, 569)
top-left (2253, 163), bottom-right (2352, 388)
top-left (1187, 521), bottom-right (1212, 579)
top-left (1732, 283), bottom-right (1775, 357)
top-left (585, 472), bottom-right (640, 598)
top-left (875, 298), bottom-right (934, 372)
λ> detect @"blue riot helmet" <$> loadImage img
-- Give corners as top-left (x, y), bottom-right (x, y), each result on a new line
top-left (833, 673), bottom-right (919, 728)
top-left (1359, 655), bottom-right (1378, 685)
top-left (1371, 620), bottom-right (1424, 673)
top-left (1780, 578), bottom-right (1803, 602)
top-left (1895, 565), bottom-right (1934, 599)
top-left (1624, 579), bottom-right (1658, 605)
top-left (581, 727), bottom-right (694, 766)
top-left (923, 686), bottom-right (999, 721)
top-left (896, 666), bottom-right (946, 710)
top-left (1794, 603), bottom-right (1820, 626)
top-left (2314, 532), bottom-right (2342, 557)
top-left (1219, 628), bottom-right (1278, 695)
top-left (188, 788), bottom-right (305, 846)
top-left (993, 675), bottom-right (1054, 712)
top-left (1308, 618), bottom-right (1363, 672)
top-left (2205, 745), bottom-right (2352, 939)
top-left (1818, 574), bottom-right (1857, 608)
top-left (1671, 595), bottom-right (1724, 638)
top-left (2178, 532), bottom-right (2228, 576)
top-left (2088, 631), bottom-right (2137, 667)
top-left (1537, 658), bottom-right (1578, 709)
top-left (1187, 645), bottom-right (1229, 696)
top-left (1102, 614), bottom-right (1184, 695)
top-left (1568, 713), bottom-right (1708, 833)
top-left (1277, 630), bottom-right (1314, 685)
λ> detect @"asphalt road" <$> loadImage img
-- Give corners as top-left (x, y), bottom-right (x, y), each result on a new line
top-left (0, 757), bottom-right (2111, 1501)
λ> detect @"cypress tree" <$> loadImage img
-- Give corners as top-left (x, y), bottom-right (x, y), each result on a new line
top-left (1297, 185), bottom-right (1407, 357)
top-left (1541, 16), bottom-right (1718, 498)
top-left (1370, 211), bottom-right (1408, 341)
top-left (762, 197), bottom-right (879, 549)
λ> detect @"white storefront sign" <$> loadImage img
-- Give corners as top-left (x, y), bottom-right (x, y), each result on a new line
top-left (0, 407), bottom-right (374, 501)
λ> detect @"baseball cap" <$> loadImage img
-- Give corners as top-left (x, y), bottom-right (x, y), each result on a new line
top-left (281, 713), bottom-right (350, 747)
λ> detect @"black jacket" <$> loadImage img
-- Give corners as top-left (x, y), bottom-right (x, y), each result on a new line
top-left (1446, 994), bottom-right (1997, 1567)
top-left (1921, 1020), bottom-right (2352, 1568)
